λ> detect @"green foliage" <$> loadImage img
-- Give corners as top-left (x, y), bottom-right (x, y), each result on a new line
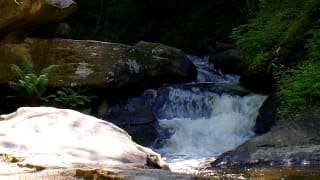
top-left (276, 26), bottom-right (320, 120)
top-left (2, 153), bottom-right (16, 163)
top-left (276, 60), bottom-right (320, 119)
top-left (47, 88), bottom-right (95, 107)
top-left (231, 0), bottom-right (305, 72)
top-left (9, 59), bottom-right (94, 107)
top-left (232, 0), bottom-right (320, 119)
top-left (9, 58), bottom-right (56, 102)
top-left (305, 28), bottom-right (320, 60)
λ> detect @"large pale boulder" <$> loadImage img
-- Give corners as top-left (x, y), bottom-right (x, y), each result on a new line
top-left (0, 38), bottom-right (197, 91)
top-left (0, 0), bottom-right (77, 39)
top-left (0, 106), bottom-right (168, 169)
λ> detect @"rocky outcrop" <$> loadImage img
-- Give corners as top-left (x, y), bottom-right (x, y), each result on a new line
top-left (0, 0), bottom-right (77, 39)
top-left (207, 48), bottom-right (276, 94)
top-left (0, 106), bottom-right (168, 169)
top-left (209, 48), bottom-right (242, 74)
top-left (0, 38), bottom-right (196, 94)
top-left (254, 94), bottom-right (279, 135)
top-left (102, 97), bottom-right (158, 147)
top-left (212, 111), bottom-right (320, 167)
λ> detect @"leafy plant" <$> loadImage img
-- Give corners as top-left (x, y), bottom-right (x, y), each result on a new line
top-left (231, 0), bottom-right (320, 119)
top-left (9, 58), bottom-right (95, 108)
top-left (231, 2), bottom-right (298, 72)
top-left (276, 26), bottom-right (320, 120)
top-left (231, 0), bottom-right (320, 72)
top-left (276, 60), bottom-right (320, 120)
top-left (47, 87), bottom-right (95, 107)
top-left (9, 58), bottom-right (56, 103)
top-left (2, 153), bottom-right (16, 163)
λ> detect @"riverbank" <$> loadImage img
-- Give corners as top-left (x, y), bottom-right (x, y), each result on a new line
top-left (2, 161), bottom-right (320, 180)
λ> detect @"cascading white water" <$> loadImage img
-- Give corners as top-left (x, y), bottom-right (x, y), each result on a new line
top-left (187, 55), bottom-right (239, 83)
top-left (153, 55), bottom-right (267, 172)
top-left (156, 91), bottom-right (267, 172)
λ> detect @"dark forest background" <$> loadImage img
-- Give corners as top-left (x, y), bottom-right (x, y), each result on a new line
top-left (66, 0), bottom-right (254, 53)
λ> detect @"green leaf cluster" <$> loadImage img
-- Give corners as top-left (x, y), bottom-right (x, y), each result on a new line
top-left (277, 27), bottom-right (320, 119)
top-left (9, 58), bottom-right (94, 108)
top-left (232, 0), bottom-right (320, 119)
top-left (9, 58), bottom-right (56, 102)
top-left (277, 60), bottom-right (320, 119)
top-left (47, 87), bottom-right (95, 107)
top-left (2, 153), bottom-right (16, 163)
top-left (231, 0), bottom-right (308, 72)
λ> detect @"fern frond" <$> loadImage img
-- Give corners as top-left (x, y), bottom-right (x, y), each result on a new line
top-left (11, 64), bottom-right (25, 79)
top-left (22, 58), bottom-right (36, 74)
top-left (9, 58), bottom-right (56, 102)
top-left (34, 74), bottom-right (49, 95)
top-left (40, 65), bottom-right (56, 75)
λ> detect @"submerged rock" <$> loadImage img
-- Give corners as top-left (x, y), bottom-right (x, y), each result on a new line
top-left (212, 111), bottom-right (320, 167)
top-left (0, 106), bottom-right (168, 169)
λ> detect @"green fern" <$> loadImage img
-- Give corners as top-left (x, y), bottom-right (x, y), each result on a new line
top-left (47, 87), bottom-right (95, 107)
top-left (9, 58), bottom-right (56, 102)
top-left (2, 153), bottom-right (16, 163)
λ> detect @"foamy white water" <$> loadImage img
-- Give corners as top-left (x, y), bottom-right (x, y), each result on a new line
top-left (155, 92), bottom-right (267, 172)
top-left (143, 55), bottom-right (268, 172)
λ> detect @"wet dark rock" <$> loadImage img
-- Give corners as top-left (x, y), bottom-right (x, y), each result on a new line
top-left (177, 83), bottom-right (250, 96)
top-left (239, 72), bottom-right (276, 94)
top-left (102, 97), bottom-right (158, 147)
top-left (209, 48), bottom-right (242, 74)
top-left (254, 94), bottom-right (279, 135)
top-left (144, 83), bottom-right (251, 121)
top-left (212, 111), bottom-right (320, 167)
top-left (133, 41), bottom-right (198, 83)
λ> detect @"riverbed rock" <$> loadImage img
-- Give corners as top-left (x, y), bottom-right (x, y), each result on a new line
top-left (209, 48), bottom-right (242, 74)
top-left (0, 0), bottom-right (77, 40)
top-left (212, 111), bottom-right (320, 167)
top-left (133, 41), bottom-right (197, 81)
top-left (102, 97), bottom-right (158, 147)
top-left (0, 106), bottom-right (168, 169)
top-left (253, 94), bottom-right (279, 135)
top-left (0, 38), bottom-right (196, 97)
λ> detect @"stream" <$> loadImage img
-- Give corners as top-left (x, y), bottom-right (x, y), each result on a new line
top-left (144, 55), bottom-right (267, 173)
top-left (105, 55), bottom-right (320, 179)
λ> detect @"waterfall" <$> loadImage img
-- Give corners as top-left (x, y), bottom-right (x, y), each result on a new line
top-left (148, 55), bottom-right (267, 172)
top-left (154, 91), bottom-right (266, 171)
top-left (105, 55), bottom-right (267, 173)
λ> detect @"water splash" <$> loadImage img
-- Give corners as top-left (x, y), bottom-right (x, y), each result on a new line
top-left (155, 92), bottom-right (267, 171)
top-left (148, 55), bottom-right (268, 171)
top-left (188, 55), bottom-right (239, 83)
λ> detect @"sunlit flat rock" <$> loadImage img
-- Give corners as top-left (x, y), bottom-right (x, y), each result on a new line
top-left (0, 107), bottom-right (168, 169)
